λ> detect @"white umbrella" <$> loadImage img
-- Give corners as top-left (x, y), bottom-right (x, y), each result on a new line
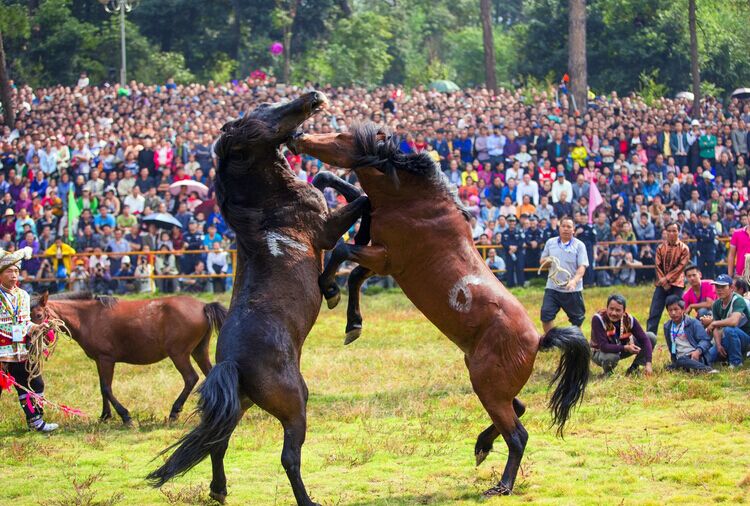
top-left (143, 213), bottom-right (183, 229)
top-left (731, 88), bottom-right (750, 100)
top-left (676, 91), bottom-right (694, 101)
top-left (169, 180), bottom-right (209, 198)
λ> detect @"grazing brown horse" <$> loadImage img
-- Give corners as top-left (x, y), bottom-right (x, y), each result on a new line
top-left (147, 92), bottom-right (368, 506)
top-left (288, 123), bottom-right (591, 497)
top-left (30, 292), bottom-right (226, 425)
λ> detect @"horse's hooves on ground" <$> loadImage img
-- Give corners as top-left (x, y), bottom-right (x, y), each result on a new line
top-left (122, 419), bottom-right (134, 428)
top-left (475, 449), bottom-right (490, 466)
top-left (482, 484), bottom-right (512, 497)
top-left (209, 491), bottom-right (227, 504)
top-left (344, 326), bottom-right (362, 345)
top-left (326, 292), bottom-right (341, 310)
top-left (168, 414), bottom-right (179, 423)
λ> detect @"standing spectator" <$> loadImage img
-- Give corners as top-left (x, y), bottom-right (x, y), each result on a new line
top-left (647, 222), bottom-right (691, 335)
top-left (694, 211), bottom-right (717, 279)
top-left (727, 219), bottom-right (750, 278)
top-left (206, 242), bottom-right (228, 293)
top-left (540, 216), bottom-right (588, 332)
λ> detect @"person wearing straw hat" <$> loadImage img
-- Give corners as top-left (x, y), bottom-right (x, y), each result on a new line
top-left (0, 247), bottom-right (58, 432)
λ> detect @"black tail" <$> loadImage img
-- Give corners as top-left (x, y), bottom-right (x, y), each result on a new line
top-left (203, 302), bottom-right (228, 337)
top-left (146, 360), bottom-right (241, 487)
top-left (539, 326), bottom-right (590, 436)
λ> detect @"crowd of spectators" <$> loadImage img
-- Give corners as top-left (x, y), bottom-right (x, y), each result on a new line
top-left (2, 74), bottom-right (750, 293)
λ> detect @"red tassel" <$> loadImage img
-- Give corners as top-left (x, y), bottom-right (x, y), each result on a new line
top-left (25, 394), bottom-right (35, 414)
top-left (0, 370), bottom-right (14, 392)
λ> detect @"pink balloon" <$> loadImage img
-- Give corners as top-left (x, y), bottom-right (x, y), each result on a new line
top-left (270, 42), bottom-right (284, 56)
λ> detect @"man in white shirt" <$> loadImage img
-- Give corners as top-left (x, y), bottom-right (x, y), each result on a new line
top-left (124, 186), bottom-right (146, 214)
top-left (516, 173), bottom-right (539, 206)
top-left (551, 173), bottom-right (573, 203)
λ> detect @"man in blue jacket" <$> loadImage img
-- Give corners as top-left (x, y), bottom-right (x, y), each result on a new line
top-left (663, 295), bottom-right (717, 373)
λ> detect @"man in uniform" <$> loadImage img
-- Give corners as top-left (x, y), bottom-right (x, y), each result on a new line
top-left (0, 247), bottom-right (58, 432)
top-left (693, 211), bottom-right (717, 279)
top-left (524, 215), bottom-right (545, 276)
top-left (181, 220), bottom-right (205, 275)
top-left (501, 215), bottom-right (525, 287)
top-left (575, 210), bottom-right (597, 287)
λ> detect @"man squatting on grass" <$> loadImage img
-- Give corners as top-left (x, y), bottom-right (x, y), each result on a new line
top-left (590, 294), bottom-right (656, 376)
top-left (700, 274), bottom-right (750, 368)
top-left (663, 295), bottom-right (717, 373)
top-left (540, 216), bottom-right (588, 333)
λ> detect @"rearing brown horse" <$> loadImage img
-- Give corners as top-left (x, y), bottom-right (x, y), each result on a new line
top-left (30, 292), bottom-right (226, 424)
top-left (289, 123), bottom-right (590, 497)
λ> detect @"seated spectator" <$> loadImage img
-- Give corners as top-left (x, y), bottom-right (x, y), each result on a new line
top-left (700, 274), bottom-right (750, 368)
top-left (206, 242), bottom-right (229, 293)
top-left (69, 259), bottom-right (90, 292)
top-left (113, 255), bottom-right (135, 295)
top-left (663, 295), bottom-right (717, 373)
top-left (485, 248), bottom-right (505, 281)
top-left (682, 264), bottom-right (716, 316)
top-left (181, 260), bottom-right (210, 293)
top-left (134, 249), bottom-right (155, 293)
top-left (154, 244), bottom-right (178, 293)
top-left (590, 294), bottom-right (656, 376)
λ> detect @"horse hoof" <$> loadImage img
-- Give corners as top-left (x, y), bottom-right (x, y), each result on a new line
top-left (123, 419), bottom-right (134, 428)
top-left (99, 414), bottom-right (112, 422)
top-left (482, 484), bottom-right (512, 497)
top-left (209, 490), bottom-right (227, 504)
top-left (475, 449), bottom-right (490, 466)
top-left (344, 326), bottom-right (362, 345)
top-left (326, 291), bottom-right (341, 310)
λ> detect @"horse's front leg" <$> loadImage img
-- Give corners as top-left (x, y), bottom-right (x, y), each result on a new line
top-left (312, 171), bottom-right (362, 202)
top-left (344, 265), bottom-right (374, 345)
top-left (316, 196), bottom-right (370, 309)
top-left (319, 243), bottom-right (389, 311)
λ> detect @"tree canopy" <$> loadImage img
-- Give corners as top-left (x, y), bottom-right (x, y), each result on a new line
top-left (2, 0), bottom-right (750, 99)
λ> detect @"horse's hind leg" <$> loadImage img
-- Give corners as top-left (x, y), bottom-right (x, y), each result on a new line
top-left (468, 357), bottom-right (529, 495)
top-left (474, 397), bottom-right (526, 466)
top-left (96, 358), bottom-right (132, 426)
top-left (209, 399), bottom-right (251, 504)
top-left (344, 265), bottom-right (374, 345)
top-left (248, 364), bottom-right (319, 506)
top-left (191, 331), bottom-right (213, 377)
top-left (168, 353), bottom-right (200, 421)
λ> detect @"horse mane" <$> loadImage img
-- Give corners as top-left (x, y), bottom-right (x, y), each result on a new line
top-left (350, 122), bottom-right (472, 221)
top-left (31, 291), bottom-right (118, 309)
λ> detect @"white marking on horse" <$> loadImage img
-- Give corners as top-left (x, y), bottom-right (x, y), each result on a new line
top-left (266, 232), bottom-right (308, 257)
top-left (448, 275), bottom-right (484, 313)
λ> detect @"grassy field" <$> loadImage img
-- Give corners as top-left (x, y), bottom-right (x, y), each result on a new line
top-left (1, 285), bottom-right (749, 506)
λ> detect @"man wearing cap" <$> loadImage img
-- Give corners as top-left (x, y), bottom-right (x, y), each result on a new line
top-left (694, 211), bottom-right (717, 279)
top-left (540, 216), bottom-right (589, 332)
top-left (0, 247), bottom-right (58, 432)
top-left (501, 215), bottom-right (526, 287)
top-left (647, 221), bottom-right (691, 335)
top-left (701, 274), bottom-right (750, 368)
top-left (524, 215), bottom-right (544, 274)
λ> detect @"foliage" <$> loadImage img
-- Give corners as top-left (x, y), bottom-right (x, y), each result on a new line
top-left (639, 70), bottom-right (668, 107)
top-left (4, 0), bottom-right (750, 95)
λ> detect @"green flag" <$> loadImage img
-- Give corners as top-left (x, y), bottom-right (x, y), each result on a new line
top-left (67, 190), bottom-right (80, 242)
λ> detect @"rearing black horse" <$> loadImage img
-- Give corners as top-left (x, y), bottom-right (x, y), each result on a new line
top-left (147, 91), bottom-right (369, 506)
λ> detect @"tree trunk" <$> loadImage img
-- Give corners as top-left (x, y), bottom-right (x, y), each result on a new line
top-left (689, 0), bottom-right (701, 118)
top-left (0, 31), bottom-right (15, 128)
top-left (337, 0), bottom-right (352, 17)
top-left (480, 0), bottom-right (497, 94)
top-left (282, 0), bottom-right (300, 84)
top-left (568, 0), bottom-right (587, 114)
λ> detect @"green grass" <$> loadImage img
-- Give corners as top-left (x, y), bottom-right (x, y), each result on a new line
top-left (1, 286), bottom-right (749, 506)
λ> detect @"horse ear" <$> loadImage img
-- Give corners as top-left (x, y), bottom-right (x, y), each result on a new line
top-left (40, 292), bottom-right (48, 306)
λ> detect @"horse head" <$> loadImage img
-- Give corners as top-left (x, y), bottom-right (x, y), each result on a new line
top-left (213, 91), bottom-right (329, 212)
top-left (30, 291), bottom-right (49, 323)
